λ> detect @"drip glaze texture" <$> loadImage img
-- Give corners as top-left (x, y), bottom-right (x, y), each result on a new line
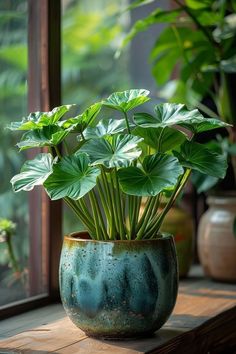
top-left (59, 233), bottom-right (178, 339)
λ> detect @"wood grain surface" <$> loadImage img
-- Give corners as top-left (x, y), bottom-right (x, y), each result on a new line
top-left (0, 266), bottom-right (236, 353)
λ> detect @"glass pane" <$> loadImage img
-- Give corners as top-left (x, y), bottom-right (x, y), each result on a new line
top-left (61, 0), bottom-right (131, 235)
top-left (0, 1), bottom-right (47, 308)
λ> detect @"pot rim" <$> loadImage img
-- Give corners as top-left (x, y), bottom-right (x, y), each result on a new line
top-left (207, 194), bottom-right (236, 205)
top-left (64, 231), bottom-right (173, 243)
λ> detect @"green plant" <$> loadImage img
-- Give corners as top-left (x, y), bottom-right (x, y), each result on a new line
top-left (9, 89), bottom-right (229, 240)
top-left (121, 0), bottom-right (236, 185)
top-left (0, 218), bottom-right (20, 274)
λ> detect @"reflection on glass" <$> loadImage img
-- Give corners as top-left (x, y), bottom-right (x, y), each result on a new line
top-left (0, 1), bottom-right (47, 307)
top-left (62, 0), bottom-right (131, 235)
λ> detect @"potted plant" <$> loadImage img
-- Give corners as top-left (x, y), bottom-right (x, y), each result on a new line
top-left (9, 89), bottom-right (228, 338)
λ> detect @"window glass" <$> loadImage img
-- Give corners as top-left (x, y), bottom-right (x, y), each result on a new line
top-left (0, 0), bottom-right (47, 308)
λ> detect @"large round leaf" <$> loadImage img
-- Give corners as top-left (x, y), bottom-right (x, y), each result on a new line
top-left (132, 126), bottom-right (187, 152)
top-left (84, 118), bottom-right (127, 139)
top-left (8, 105), bottom-right (74, 131)
top-left (44, 153), bottom-right (100, 200)
top-left (80, 134), bottom-right (143, 168)
top-left (118, 153), bottom-right (184, 196)
top-left (10, 153), bottom-right (54, 192)
top-left (134, 103), bottom-right (231, 133)
top-left (60, 102), bottom-right (101, 133)
top-left (173, 141), bottom-right (228, 178)
top-left (102, 89), bottom-right (150, 112)
top-left (17, 126), bottom-right (69, 150)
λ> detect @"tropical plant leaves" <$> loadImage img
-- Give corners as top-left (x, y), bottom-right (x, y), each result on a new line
top-left (60, 102), bottom-right (101, 133)
top-left (191, 170), bottom-right (218, 193)
top-left (83, 118), bottom-right (127, 139)
top-left (80, 134), bottom-right (143, 168)
top-left (8, 105), bottom-right (74, 131)
top-left (173, 141), bottom-right (227, 178)
top-left (17, 126), bottom-right (69, 150)
top-left (134, 103), bottom-right (230, 133)
top-left (10, 153), bottom-right (54, 192)
top-left (132, 126), bottom-right (187, 152)
top-left (44, 153), bottom-right (100, 200)
top-left (122, 8), bottom-right (181, 47)
top-left (102, 89), bottom-right (150, 112)
top-left (118, 153), bottom-right (184, 196)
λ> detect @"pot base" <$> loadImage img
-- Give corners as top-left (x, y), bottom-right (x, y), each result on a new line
top-left (84, 330), bottom-right (155, 341)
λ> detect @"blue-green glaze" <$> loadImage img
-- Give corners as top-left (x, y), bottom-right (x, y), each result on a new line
top-left (59, 232), bottom-right (178, 339)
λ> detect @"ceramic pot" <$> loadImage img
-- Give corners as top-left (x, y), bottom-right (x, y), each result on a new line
top-left (198, 195), bottom-right (236, 282)
top-left (161, 206), bottom-right (194, 278)
top-left (59, 232), bottom-right (178, 339)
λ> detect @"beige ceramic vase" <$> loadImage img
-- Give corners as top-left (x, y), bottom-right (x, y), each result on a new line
top-left (197, 195), bottom-right (236, 282)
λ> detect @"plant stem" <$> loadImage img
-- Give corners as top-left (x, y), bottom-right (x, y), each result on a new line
top-left (136, 197), bottom-right (156, 240)
top-left (64, 197), bottom-right (96, 237)
top-left (89, 190), bottom-right (108, 240)
top-left (147, 168), bottom-right (192, 238)
top-left (174, 0), bottom-right (217, 49)
top-left (76, 198), bottom-right (94, 226)
top-left (97, 178), bottom-right (112, 234)
top-left (123, 111), bottom-right (131, 134)
top-left (101, 168), bottom-right (117, 238)
top-left (136, 197), bottom-right (152, 232)
top-left (54, 145), bottom-right (62, 159)
top-left (113, 169), bottom-right (126, 239)
top-left (6, 234), bottom-right (20, 274)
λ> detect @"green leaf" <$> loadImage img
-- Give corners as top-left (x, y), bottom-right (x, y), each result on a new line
top-left (173, 141), bottom-right (228, 179)
top-left (102, 89), bottom-right (150, 112)
top-left (59, 102), bottom-right (101, 133)
top-left (83, 118), bottom-right (127, 139)
top-left (220, 56), bottom-right (236, 73)
top-left (213, 14), bottom-right (236, 42)
top-left (185, 0), bottom-right (213, 9)
top-left (132, 126), bottom-right (187, 152)
top-left (8, 105), bottom-right (74, 131)
top-left (118, 153), bottom-right (184, 196)
top-left (191, 170), bottom-right (218, 193)
top-left (122, 9), bottom-right (180, 47)
top-left (44, 153), bottom-right (100, 200)
top-left (134, 103), bottom-right (230, 133)
top-left (80, 134), bottom-right (143, 168)
top-left (17, 126), bottom-right (69, 150)
top-left (10, 153), bottom-right (54, 192)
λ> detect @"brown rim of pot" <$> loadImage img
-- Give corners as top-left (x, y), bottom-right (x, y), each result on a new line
top-left (64, 231), bottom-right (173, 243)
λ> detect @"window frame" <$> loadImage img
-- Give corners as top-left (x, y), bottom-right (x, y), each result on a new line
top-left (0, 0), bottom-right (62, 320)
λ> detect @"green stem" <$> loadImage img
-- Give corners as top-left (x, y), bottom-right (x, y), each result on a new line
top-left (136, 197), bottom-right (156, 240)
top-left (147, 168), bottom-right (192, 238)
top-left (157, 127), bottom-right (165, 153)
top-left (76, 198), bottom-right (94, 226)
top-left (6, 234), bottom-right (20, 273)
top-left (97, 178), bottom-right (112, 233)
top-left (64, 197), bottom-right (96, 237)
top-left (113, 170), bottom-right (126, 239)
top-left (128, 195), bottom-right (135, 239)
top-left (174, 0), bottom-right (217, 49)
top-left (63, 139), bottom-right (70, 155)
top-left (89, 192), bottom-right (103, 240)
top-left (89, 190), bottom-right (108, 240)
top-left (136, 197), bottom-right (152, 232)
top-left (101, 168), bottom-right (117, 238)
top-left (123, 111), bottom-right (131, 134)
top-left (54, 145), bottom-right (62, 159)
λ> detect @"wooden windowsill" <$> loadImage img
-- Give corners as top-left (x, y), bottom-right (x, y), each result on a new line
top-left (0, 266), bottom-right (236, 353)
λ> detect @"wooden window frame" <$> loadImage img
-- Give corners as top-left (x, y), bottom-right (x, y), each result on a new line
top-left (0, 0), bottom-right (62, 320)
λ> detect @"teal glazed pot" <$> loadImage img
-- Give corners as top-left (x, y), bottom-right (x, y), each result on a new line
top-left (59, 232), bottom-right (178, 339)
